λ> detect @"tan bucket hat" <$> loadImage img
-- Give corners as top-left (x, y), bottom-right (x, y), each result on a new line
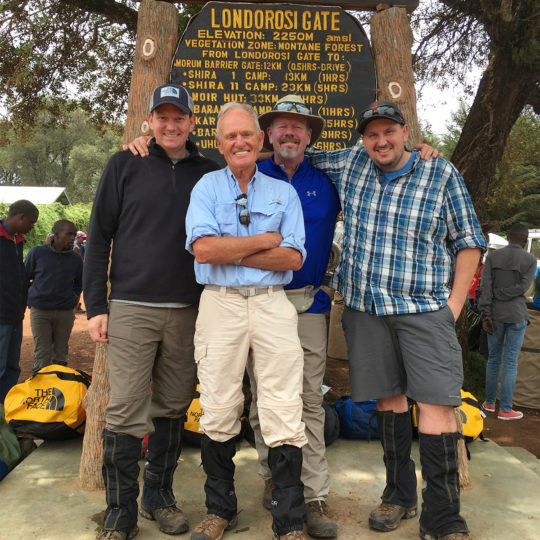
top-left (258, 95), bottom-right (326, 151)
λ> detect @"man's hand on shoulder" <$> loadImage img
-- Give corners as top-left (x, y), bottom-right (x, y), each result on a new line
top-left (123, 135), bottom-right (152, 157)
top-left (88, 314), bottom-right (109, 343)
top-left (414, 143), bottom-right (443, 160)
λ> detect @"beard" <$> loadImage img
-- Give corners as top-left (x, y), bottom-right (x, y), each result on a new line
top-left (275, 137), bottom-right (303, 160)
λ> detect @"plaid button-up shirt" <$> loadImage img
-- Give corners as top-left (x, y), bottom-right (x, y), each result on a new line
top-left (306, 147), bottom-right (486, 315)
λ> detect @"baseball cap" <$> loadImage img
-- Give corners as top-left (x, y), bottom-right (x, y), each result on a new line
top-left (357, 101), bottom-right (406, 134)
top-left (149, 84), bottom-right (194, 115)
top-left (76, 231), bottom-right (87, 239)
top-left (258, 95), bottom-right (325, 151)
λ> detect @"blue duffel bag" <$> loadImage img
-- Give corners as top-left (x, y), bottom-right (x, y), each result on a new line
top-left (333, 396), bottom-right (379, 439)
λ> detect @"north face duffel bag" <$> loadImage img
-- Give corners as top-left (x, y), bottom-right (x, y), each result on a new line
top-left (4, 364), bottom-right (90, 440)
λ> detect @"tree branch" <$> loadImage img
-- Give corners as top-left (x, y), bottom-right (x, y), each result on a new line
top-left (62, 0), bottom-right (138, 32)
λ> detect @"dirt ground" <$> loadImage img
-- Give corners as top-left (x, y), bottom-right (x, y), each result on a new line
top-left (18, 310), bottom-right (540, 459)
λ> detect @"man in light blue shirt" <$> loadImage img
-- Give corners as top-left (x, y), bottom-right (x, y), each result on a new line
top-left (185, 102), bottom-right (308, 540)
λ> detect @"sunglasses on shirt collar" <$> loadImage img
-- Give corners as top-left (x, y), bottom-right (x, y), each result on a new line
top-left (236, 193), bottom-right (250, 226)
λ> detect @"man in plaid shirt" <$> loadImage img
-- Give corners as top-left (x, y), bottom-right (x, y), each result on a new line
top-left (306, 101), bottom-right (485, 540)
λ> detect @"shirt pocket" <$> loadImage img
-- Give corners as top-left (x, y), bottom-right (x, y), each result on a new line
top-left (251, 203), bottom-right (284, 233)
top-left (214, 202), bottom-right (237, 237)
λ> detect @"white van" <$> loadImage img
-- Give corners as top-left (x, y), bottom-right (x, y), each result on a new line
top-left (526, 229), bottom-right (540, 298)
top-left (526, 229), bottom-right (540, 260)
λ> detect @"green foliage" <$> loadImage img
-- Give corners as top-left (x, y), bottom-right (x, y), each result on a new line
top-left (0, 102), bottom-right (121, 203)
top-left (0, 1), bottom-right (202, 128)
top-left (488, 109), bottom-right (540, 230)
top-left (463, 351), bottom-right (487, 402)
top-left (0, 0), bottom-right (138, 128)
top-left (419, 122), bottom-right (441, 151)
top-left (439, 101), bottom-right (469, 160)
top-left (0, 201), bottom-right (92, 255)
top-left (411, 2), bottom-right (489, 99)
top-left (437, 105), bottom-right (540, 229)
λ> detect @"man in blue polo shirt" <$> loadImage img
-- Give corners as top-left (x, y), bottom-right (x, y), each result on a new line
top-left (248, 95), bottom-right (340, 538)
top-left (186, 102), bottom-right (307, 540)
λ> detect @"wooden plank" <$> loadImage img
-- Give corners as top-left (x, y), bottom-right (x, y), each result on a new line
top-left (135, 1), bottom-right (419, 14)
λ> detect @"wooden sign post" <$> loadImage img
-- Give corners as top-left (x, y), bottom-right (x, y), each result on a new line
top-left (371, 5), bottom-right (422, 146)
top-left (123, 0), bottom-right (179, 145)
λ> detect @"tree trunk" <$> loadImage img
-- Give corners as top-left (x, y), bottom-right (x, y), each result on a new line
top-left (450, 46), bottom-right (537, 361)
top-left (78, 0), bottom-right (179, 490)
top-left (370, 6), bottom-right (422, 146)
top-left (450, 47), bottom-right (538, 224)
top-left (123, 0), bottom-right (179, 144)
top-left (78, 343), bottom-right (108, 490)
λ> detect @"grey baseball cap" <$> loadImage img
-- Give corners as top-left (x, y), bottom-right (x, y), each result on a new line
top-left (149, 84), bottom-right (194, 114)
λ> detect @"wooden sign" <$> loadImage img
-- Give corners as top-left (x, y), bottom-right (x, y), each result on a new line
top-left (171, 2), bottom-right (376, 164)
top-left (147, 1), bottom-right (420, 14)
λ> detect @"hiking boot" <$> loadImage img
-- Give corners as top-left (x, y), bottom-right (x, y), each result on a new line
top-left (497, 409), bottom-right (523, 420)
top-left (369, 502), bottom-right (417, 532)
top-left (481, 402), bottom-right (495, 413)
top-left (305, 501), bottom-right (337, 538)
top-left (191, 514), bottom-right (237, 540)
top-left (419, 526), bottom-right (470, 539)
top-left (262, 478), bottom-right (274, 510)
top-left (96, 526), bottom-right (139, 540)
top-left (273, 531), bottom-right (305, 539)
top-left (140, 504), bottom-right (189, 534)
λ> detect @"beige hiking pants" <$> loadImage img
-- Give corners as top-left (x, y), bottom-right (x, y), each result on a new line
top-left (195, 286), bottom-right (307, 448)
top-left (249, 312), bottom-right (330, 502)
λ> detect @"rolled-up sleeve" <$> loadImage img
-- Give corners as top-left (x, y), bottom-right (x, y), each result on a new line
top-left (278, 184), bottom-right (307, 262)
top-left (443, 162), bottom-right (486, 254)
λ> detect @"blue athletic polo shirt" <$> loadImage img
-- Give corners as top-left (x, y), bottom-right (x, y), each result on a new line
top-left (259, 157), bottom-right (341, 314)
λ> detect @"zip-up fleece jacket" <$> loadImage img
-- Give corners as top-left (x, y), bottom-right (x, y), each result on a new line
top-left (83, 139), bottom-right (220, 318)
top-left (0, 224), bottom-right (28, 323)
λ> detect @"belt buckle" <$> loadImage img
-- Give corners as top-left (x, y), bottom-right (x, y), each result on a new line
top-left (240, 287), bottom-right (257, 297)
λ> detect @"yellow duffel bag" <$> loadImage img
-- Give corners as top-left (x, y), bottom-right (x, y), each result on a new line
top-left (4, 364), bottom-right (90, 440)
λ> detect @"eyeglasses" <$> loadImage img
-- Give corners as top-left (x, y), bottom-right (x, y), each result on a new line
top-left (275, 101), bottom-right (311, 115)
top-left (236, 193), bottom-right (250, 226)
top-left (361, 105), bottom-right (401, 120)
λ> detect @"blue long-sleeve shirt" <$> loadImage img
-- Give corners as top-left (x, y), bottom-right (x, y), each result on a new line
top-left (25, 243), bottom-right (83, 310)
top-left (186, 167), bottom-right (306, 287)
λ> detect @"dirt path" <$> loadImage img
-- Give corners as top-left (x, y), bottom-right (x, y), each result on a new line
top-left (17, 311), bottom-right (540, 458)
